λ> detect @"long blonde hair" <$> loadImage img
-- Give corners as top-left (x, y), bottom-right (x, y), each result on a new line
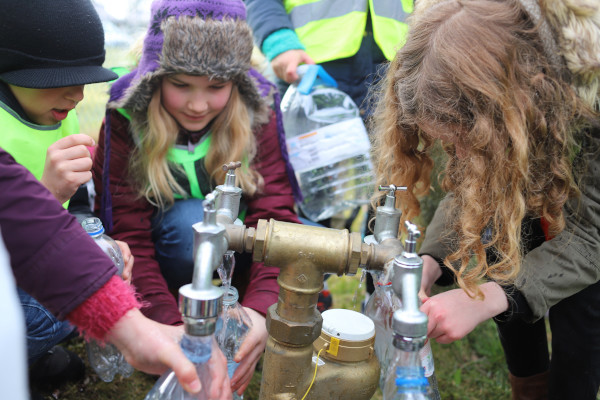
top-left (371, 0), bottom-right (593, 297)
top-left (129, 81), bottom-right (262, 209)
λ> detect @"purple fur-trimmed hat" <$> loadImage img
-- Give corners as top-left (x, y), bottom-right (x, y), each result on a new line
top-left (108, 0), bottom-right (262, 113)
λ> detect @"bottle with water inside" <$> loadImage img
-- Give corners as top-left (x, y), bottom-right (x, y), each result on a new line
top-left (365, 271), bottom-right (441, 398)
top-left (364, 272), bottom-right (402, 389)
top-left (81, 217), bottom-right (134, 382)
top-left (144, 334), bottom-right (214, 400)
top-left (281, 64), bottom-right (375, 222)
top-left (215, 285), bottom-right (252, 400)
top-left (383, 335), bottom-right (433, 400)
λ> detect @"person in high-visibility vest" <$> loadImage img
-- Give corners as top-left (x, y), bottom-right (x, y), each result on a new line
top-left (247, 0), bottom-right (414, 302)
top-left (246, 0), bottom-right (413, 119)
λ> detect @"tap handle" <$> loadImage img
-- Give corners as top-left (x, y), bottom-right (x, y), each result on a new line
top-left (404, 221), bottom-right (421, 253)
top-left (378, 185), bottom-right (407, 209)
top-left (222, 161), bottom-right (242, 187)
top-left (203, 191), bottom-right (219, 213)
top-left (222, 161), bottom-right (242, 172)
top-left (378, 184), bottom-right (407, 196)
top-left (204, 192), bottom-right (216, 208)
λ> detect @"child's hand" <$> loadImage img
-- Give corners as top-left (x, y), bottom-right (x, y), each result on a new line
top-left (41, 134), bottom-right (95, 204)
top-left (419, 255), bottom-right (443, 301)
top-left (231, 307), bottom-right (268, 396)
top-left (107, 310), bottom-right (232, 400)
top-left (115, 240), bottom-right (134, 284)
top-left (271, 49), bottom-right (315, 83)
top-left (421, 282), bottom-right (509, 344)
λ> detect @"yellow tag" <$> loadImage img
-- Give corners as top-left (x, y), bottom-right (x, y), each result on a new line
top-left (327, 337), bottom-right (340, 356)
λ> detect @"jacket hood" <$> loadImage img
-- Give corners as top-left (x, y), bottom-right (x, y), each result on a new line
top-left (412, 0), bottom-right (600, 109)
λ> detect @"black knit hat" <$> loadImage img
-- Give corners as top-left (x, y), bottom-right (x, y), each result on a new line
top-left (0, 0), bottom-right (118, 89)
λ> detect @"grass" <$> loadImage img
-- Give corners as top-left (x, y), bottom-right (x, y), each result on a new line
top-left (34, 271), bottom-right (514, 400)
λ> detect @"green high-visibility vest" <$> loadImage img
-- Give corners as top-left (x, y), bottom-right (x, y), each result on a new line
top-left (284, 0), bottom-right (413, 63)
top-left (115, 108), bottom-right (213, 200)
top-left (0, 100), bottom-right (79, 208)
top-left (115, 108), bottom-right (247, 220)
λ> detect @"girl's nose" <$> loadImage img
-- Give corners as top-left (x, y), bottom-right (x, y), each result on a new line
top-left (188, 93), bottom-right (208, 113)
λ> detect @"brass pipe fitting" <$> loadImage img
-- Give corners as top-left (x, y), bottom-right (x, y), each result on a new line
top-left (223, 218), bottom-right (400, 399)
top-left (251, 219), bottom-right (363, 275)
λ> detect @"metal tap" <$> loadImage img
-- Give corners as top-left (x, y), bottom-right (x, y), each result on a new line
top-left (391, 221), bottom-right (428, 342)
top-left (363, 185), bottom-right (407, 276)
top-left (371, 185), bottom-right (407, 243)
top-left (215, 162), bottom-right (243, 225)
top-left (178, 192), bottom-right (225, 336)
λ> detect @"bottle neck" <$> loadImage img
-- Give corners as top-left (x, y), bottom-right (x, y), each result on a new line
top-left (222, 286), bottom-right (239, 306)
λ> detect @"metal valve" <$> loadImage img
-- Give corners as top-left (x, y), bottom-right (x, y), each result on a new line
top-left (404, 220), bottom-right (421, 254)
top-left (371, 184), bottom-right (407, 243)
top-left (391, 221), bottom-right (427, 339)
top-left (216, 161), bottom-right (243, 224)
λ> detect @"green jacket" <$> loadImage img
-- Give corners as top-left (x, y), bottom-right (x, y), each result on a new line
top-left (419, 126), bottom-right (600, 322)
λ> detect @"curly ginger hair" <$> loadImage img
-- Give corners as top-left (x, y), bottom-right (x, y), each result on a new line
top-left (371, 0), bottom-right (593, 297)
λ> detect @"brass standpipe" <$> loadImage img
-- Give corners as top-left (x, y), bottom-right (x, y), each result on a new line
top-left (202, 163), bottom-right (411, 399)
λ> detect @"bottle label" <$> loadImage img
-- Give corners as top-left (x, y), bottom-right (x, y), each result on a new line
top-left (420, 339), bottom-right (435, 377)
top-left (286, 117), bottom-right (371, 173)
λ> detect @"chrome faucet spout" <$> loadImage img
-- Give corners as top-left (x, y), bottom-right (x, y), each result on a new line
top-left (391, 221), bottom-right (428, 339)
top-left (178, 192), bottom-right (226, 336)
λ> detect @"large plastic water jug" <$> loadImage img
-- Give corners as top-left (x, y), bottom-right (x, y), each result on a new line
top-left (281, 65), bottom-right (375, 222)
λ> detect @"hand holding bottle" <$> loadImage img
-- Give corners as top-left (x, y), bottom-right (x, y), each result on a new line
top-left (271, 49), bottom-right (315, 83)
top-left (421, 281), bottom-right (509, 344)
top-left (230, 307), bottom-right (268, 395)
top-left (114, 240), bottom-right (134, 283)
top-left (107, 308), bottom-right (231, 399)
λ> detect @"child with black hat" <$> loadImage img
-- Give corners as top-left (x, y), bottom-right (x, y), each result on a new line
top-left (92, 0), bottom-right (303, 396)
top-left (0, 0), bottom-right (119, 388)
top-left (0, 0), bottom-right (192, 395)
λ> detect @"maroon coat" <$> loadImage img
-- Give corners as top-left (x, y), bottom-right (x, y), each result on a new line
top-left (92, 109), bottom-right (300, 325)
top-left (0, 149), bottom-right (117, 320)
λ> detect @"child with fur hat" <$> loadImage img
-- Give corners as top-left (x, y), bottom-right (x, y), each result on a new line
top-left (371, 0), bottom-right (600, 398)
top-left (92, 0), bottom-right (303, 395)
top-left (0, 0), bottom-right (230, 398)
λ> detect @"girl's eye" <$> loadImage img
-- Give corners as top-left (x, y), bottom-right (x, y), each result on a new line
top-left (169, 80), bottom-right (187, 88)
top-left (210, 85), bottom-right (226, 90)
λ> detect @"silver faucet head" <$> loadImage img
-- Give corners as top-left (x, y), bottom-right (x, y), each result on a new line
top-left (372, 184), bottom-right (407, 243)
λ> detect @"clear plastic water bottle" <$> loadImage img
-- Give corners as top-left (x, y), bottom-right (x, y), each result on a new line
top-left (144, 334), bottom-right (214, 400)
top-left (81, 217), bottom-right (134, 382)
top-left (281, 65), bottom-right (375, 222)
top-left (215, 286), bottom-right (252, 400)
top-left (365, 272), bottom-right (441, 399)
top-left (364, 273), bottom-right (402, 390)
top-left (383, 336), bottom-right (433, 400)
